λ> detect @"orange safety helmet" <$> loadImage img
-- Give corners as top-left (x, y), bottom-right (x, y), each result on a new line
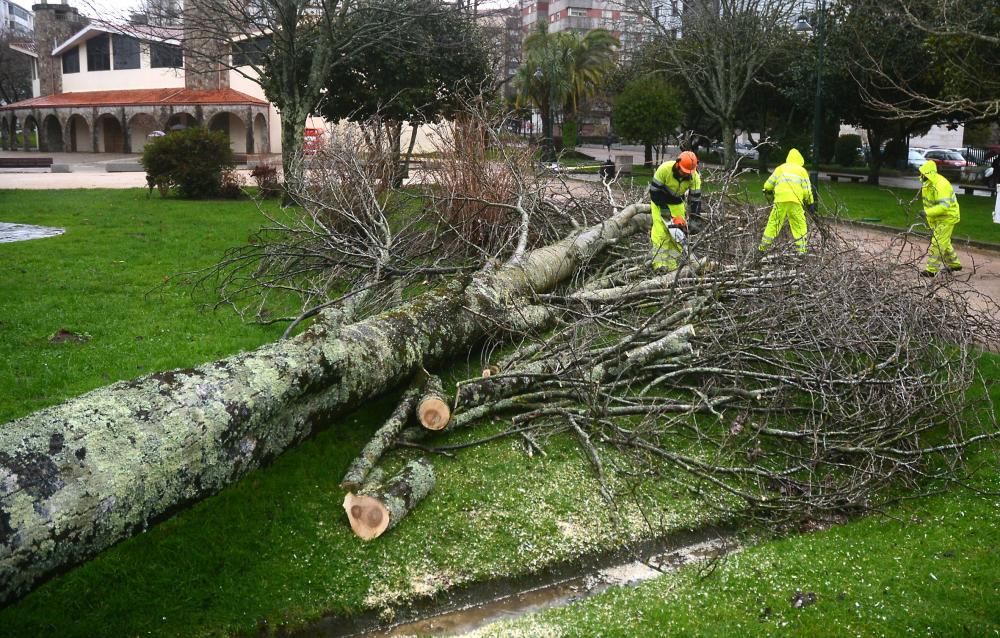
top-left (676, 151), bottom-right (698, 176)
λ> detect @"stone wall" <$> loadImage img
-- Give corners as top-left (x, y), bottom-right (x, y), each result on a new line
top-left (31, 2), bottom-right (88, 97)
top-left (182, 0), bottom-right (230, 91)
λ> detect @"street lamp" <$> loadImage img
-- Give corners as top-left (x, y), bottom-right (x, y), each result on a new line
top-left (795, 0), bottom-right (826, 200)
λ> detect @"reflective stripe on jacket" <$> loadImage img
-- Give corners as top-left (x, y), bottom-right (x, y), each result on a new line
top-left (763, 149), bottom-right (814, 205)
top-left (918, 161), bottom-right (960, 220)
top-left (650, 160), bottom-right (701, 218)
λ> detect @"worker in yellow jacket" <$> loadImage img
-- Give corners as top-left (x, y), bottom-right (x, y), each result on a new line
top-left (918, 160), bottom-right (961, 276)
top-left (648, 151), bottom-right (702, 271)
top-left (759, 148), bottom-right (814, 254)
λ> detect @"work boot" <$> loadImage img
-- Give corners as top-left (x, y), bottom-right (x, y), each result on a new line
top-left (947, 264), bottom-right (962, 272)
top-left (920, 270), bottom-right (936, 278)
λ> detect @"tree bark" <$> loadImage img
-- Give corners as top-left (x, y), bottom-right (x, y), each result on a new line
top-left (0, 203), bottom-right (650, 606)
top-left (340, 379), bottom-right (423, 492)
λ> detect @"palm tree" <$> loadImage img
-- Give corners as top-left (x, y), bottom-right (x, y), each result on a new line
top-left (559, 28), bottom-right (618, 146)
top-left (515, 25), bottom-right (618, 159)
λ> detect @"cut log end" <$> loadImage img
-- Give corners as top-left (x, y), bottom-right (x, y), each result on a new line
top-left (418, 397), bottom-right (451, 430)
top-left (343, 493), bottom-right (391, 540)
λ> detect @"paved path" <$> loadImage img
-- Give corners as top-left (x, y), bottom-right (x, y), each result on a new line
top-left (0, 150), bottom-right (281, 190)
top-left (836, 223), bottom-right (1000, 313)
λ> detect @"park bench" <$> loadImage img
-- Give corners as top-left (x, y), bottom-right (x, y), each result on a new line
top-left (0, 157), bottom-right (54, 169)
top-left (957, 183), bottom-right (995, 197)
top-left (106, 162), bottom-right (144, 173)
top-left (825, 172), bottom-right (865, 183)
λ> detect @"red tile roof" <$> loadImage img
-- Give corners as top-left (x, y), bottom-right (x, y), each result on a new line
top-left (1, 88), bottom-right (268, 110)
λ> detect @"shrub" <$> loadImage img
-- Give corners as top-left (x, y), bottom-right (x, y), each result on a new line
top-left (834, 134), bottom-right (863, 167)
top-left (218, 169), bottom-right (246, 199)
top-left (777, 132), bottom-right (813, 166)
top-left (561, 121), bottom-right (579, 150)
top-left (250, 162), bottom-right (281, 198)
top-left (142, 127), bottom-right (234, 198)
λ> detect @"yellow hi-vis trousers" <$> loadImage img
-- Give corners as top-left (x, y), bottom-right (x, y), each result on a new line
top-left (925, 214), bottom-right (961, 273)
top-left (759, 201), bottom-right (808, 254)
top-left (650, 201), bottom-right (684, 271)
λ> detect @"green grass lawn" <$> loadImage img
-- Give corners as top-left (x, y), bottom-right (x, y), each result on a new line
top-left (476, 474), bottom-right (1000, 637)
top-left (0, 189), bottom-right (287, 423)
top-left (0, 188), bottom-right (997, 637)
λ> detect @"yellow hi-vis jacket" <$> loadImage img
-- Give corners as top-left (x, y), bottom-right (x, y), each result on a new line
top-left (763, 148), bottom-right (815, 205)
top-left (918, 160), bottom-right (961, 221)
top-left (650, 160), bottom-right (702, 220)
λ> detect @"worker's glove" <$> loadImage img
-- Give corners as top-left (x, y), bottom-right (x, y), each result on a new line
top-left (807, 203), bottom-right (817, 215)
top-left (763, 190), bottom-right (774, 203)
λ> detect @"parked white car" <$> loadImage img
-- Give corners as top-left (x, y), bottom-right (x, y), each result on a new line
top-left (907, 148), bottom-right (927, 169)
top-left (735, 143), bottom-right (759, 160)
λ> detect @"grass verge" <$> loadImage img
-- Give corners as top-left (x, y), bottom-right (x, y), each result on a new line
top-left (471, 357), bottom-right (1000, 636)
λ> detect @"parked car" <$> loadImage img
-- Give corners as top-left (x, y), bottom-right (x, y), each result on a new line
top-left (734, 142), bottom-right (759, 160)
top-left (907, 148), bottom-right (927, 169)
top-left (923, 149), bottom-right (974, 170)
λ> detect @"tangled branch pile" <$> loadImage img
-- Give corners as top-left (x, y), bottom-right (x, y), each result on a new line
top-left (201, 106), bottom-right (999, 536)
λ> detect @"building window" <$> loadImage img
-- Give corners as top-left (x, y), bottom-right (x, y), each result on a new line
top-left (671, 0), bottom-right (678, 16)
top-left (569, 7), bottom-right (587, 17)
top-left (232, 35), bottom-right (271, 66)
top-left (112, 34), bottom-right (140, 70)
top-left (87, 34), bottom-right (111, 71)
top-left (151, 42), bottom-right (183, 68)
top-left (62, 46), bottom-right (80, 74)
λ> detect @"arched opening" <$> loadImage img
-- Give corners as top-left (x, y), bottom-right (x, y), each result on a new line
top-left (208, 111), bottom-right (247, 153)
top-left (95, 113), bottom-right (124, 153)
top-left (0, 116), bottom-right (10, 150)
top-left (253, 113), bottom-right (268, 154)
top-left (128, 113), bottom-right (161, 154)
top-left (42, 115), bottom-right (64, 152)
top-left (67, 114), bottom-right (91, 152)
top-left (22, 115), bottom-right (40, 151)
top-left (165, 112), bottom-right (197, 132)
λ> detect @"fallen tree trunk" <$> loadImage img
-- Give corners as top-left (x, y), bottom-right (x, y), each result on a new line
top-left (0, 203), bottom-right (649, 606)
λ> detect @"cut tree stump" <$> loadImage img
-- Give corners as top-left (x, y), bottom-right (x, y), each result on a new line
top-left (417, 374), bottom-right (450, 430)
top-left (343, 458), bottom-right (435, 540)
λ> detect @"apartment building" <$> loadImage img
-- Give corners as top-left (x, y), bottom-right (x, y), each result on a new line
top-left (1, 0), bottom-right (33, 34)
top-left (520, 0), bottom-right (681, 51)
